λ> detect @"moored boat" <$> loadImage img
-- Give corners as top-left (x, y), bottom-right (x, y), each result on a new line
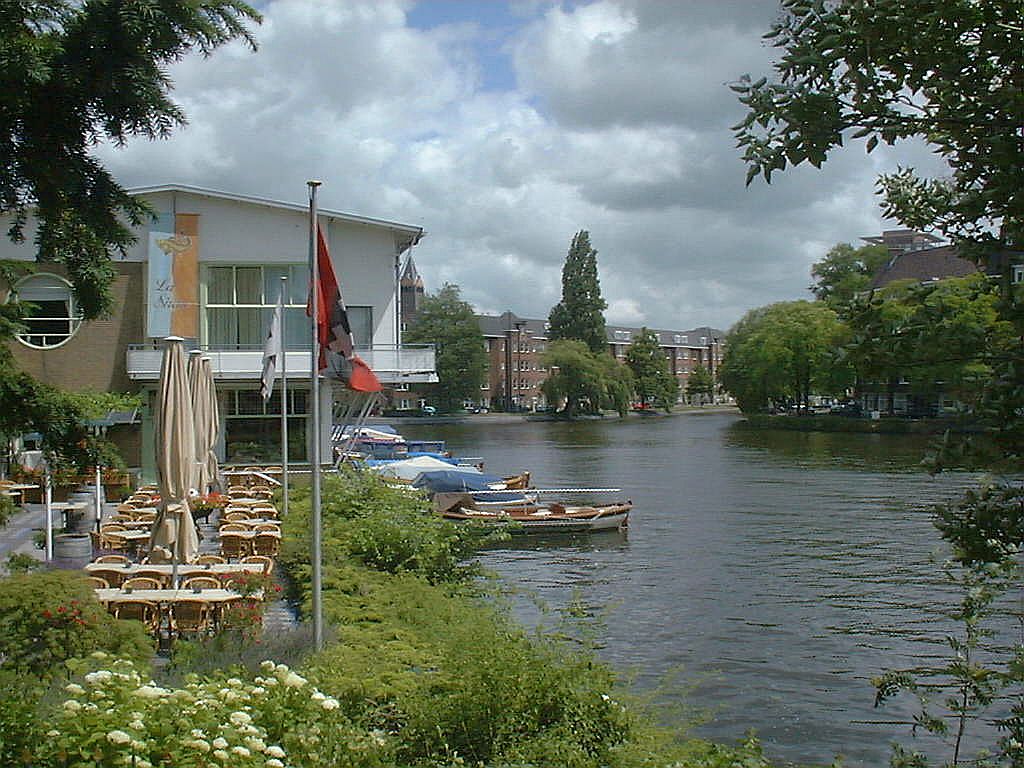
top-left (439, 499), bottom-right (632, 533)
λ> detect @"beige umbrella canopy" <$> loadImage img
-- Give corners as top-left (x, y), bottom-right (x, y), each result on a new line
top-left (150, 338), bottom-right (200, 569)
top-left (187, 352), bottom-right (220, 494)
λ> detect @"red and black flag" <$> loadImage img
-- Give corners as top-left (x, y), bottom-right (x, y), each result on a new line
top-left (308, 226), bottom-right (382, 393)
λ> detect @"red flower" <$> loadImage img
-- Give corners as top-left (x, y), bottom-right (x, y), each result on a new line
top-left (42, 609), bottom-right (52, 619)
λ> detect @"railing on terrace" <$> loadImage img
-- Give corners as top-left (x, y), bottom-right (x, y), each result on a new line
top-left (126, 343), bottom-right (437, 384)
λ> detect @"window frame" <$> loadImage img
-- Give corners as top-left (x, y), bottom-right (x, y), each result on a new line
top-left (12, 273), bottom-right (83, 350)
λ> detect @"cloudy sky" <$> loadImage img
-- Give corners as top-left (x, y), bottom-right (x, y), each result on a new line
top-left (98, 0), bottom-right (947, 333)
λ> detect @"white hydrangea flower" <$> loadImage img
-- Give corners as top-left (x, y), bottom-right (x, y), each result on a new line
top-left (65, 683), bottom-right (85, 695)
top-left (263, 677), bottom-right (278, 687)
top-left (133, 685), bottom-right (169, 699)
top-left (106, 730), bottom-right (132, 745)
top-left (90, 651), bottom-right (109, 660)
top-left (231, 745), bottom-right (251, 758)
top-left (212, 737), bottom-right (228, 749)
top-left (265, 745), bottom-right (286, 758)
top-left (190, 729), bottom-right (205, 739)
top-left (229, 711), bottom-right (252, 726)
top-left (369, 729), bottom-right (387, 747)
top-left (136, 761), bottom-right (152, 768)
top-left (245, 736), bottom-right (266, 753)
top-left (251, 686), bottom-right (265, 695)
top-left (62, 700), bottom-right (82, 712)
top-left (310, 691), bottom-right (326, 701)
top-left (266, 760), bottom-right (284, 768)
top-left (275, 663), bottom-right (289, 674)
top-left (282, 672), bottom-right (306, 688)
top-left (187, 739), bottom-right (211, 753)
top-left (84, 670), bottom-right (112, 685)
top-left (213, 749), bottom-right (229, 761)
top-left (260, 660), bottom-right (276, 672)
top-left (129, 720), bottom-right (145, 731)
top-left (46, 729), bottom-right (60, 738)
top-left (321, 698), bottom-right (339, 711)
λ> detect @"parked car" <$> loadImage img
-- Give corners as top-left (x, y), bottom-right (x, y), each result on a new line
top-left (830, 401), bottom-right (862, 417)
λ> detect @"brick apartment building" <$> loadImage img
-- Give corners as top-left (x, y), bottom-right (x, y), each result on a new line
top-left (468, 312), bottom-right (725, 412)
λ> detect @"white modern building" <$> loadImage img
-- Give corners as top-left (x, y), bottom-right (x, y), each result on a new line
top-left (1, 184), bottom-right (436, 473)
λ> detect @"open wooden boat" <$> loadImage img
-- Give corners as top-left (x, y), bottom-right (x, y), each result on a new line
top-left (436, 495), bottom-right (631, 533)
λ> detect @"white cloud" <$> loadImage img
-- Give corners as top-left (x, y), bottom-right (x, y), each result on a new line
top-left (94, 0), bottom-right (949, 334)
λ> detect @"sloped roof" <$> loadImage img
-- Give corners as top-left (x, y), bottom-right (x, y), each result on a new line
top-left (869, 245), bottom-right (979, 289)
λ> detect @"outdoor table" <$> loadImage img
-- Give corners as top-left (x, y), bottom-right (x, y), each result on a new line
top-left (50, 501), bottom-right (88, 530)
top-left (219, 518), bottom-right (280, 529)
top-left (86, 562), bottom-right (264, 578)
top-left (94, 588), bottom-right (262, 608)
top-left (221, 529), bottom-right (281, 541)
top-left (4, 483), bottom-right (40, 490)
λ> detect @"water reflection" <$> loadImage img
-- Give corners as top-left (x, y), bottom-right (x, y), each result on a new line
top-left (397, 413), bottom-right (988, 766)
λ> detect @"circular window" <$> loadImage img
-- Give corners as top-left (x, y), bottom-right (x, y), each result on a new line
top-left (13, 273), bottom-right (83, 349)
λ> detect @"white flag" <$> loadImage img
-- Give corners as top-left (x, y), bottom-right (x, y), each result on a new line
top-left (260, 292), bottom-right (283, 401)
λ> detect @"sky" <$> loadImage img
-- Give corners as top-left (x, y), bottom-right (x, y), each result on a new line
top-left (97, 0), bottom-right (948, 333)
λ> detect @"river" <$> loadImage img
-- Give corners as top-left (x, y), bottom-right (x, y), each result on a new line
top-left (397, 411), bottom-right (1004, 766)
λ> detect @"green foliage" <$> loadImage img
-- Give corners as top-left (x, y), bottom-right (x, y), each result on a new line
top-left (0, 570), bottom-right (153, 679)
top-left (843, 274), bottom-right (1014, 414)
top-left (686, 365), bottom-right (714, 405)
top-left (403, 283), bottom-right (488, 412)
top-left (0, 669), bottom-right (47, 767)
top-left (624, 328), bottom-right (678, 411)
top-left (0, 0), bottom-right (261, 318)
top-left (811, 242), bottom-right (892, 316)
top-left (720, 301), bottom-right (851, 413)
top-left (732, 0), bottom-right (1022, 256)
top-left (542, 339), bottom-right (632, 417)
top-left (548, 230), bottom-right (609, 354)
top-left (281, 469), bottom-right (490, 585)
top-left (0, 494), bottom-right (15, 528)
top-left (4, 552), bottom-right (42, 574)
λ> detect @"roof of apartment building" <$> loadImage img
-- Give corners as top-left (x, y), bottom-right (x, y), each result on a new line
top-left (868, 245), bottom-right (980, 289)
top-left (477, 313), bottom-right (724, 348)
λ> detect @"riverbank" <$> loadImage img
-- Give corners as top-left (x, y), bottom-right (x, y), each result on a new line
top-left (368, 404), bottom-right (739, 426)
top-left (738, 412), bottom-right (983, 434)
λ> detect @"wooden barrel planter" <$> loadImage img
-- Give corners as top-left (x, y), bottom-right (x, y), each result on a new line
top-left (53, 533), bottom-right (92, 563)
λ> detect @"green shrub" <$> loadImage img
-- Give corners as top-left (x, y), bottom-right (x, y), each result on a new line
top-left (281, 469), bottom-right (495, 584)
top-left (0, 494), bottom-right (15, 527)
top-left (0, 570), bottom-right (153, 679)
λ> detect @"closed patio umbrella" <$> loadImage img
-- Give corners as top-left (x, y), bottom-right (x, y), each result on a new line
top-left (150, 337), bottom-right (200, 582)
top-left (188, 353), bottom-right (220, 494)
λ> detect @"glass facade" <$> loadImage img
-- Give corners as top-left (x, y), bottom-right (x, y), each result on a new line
top-left (204, 264), bottom-right (374, 350)
top-left (223, 388), bottom-right (309, 463)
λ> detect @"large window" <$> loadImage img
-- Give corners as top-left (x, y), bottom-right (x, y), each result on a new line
top-left (223, 388), bottom-right (308, 463)
top-left (205, 264), bottom-right (374, 350)
top-left (13, 274), bottom-right (82, 349)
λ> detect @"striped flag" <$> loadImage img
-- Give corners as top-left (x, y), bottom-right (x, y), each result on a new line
top-left (308, 226), bottom-right (382, 393)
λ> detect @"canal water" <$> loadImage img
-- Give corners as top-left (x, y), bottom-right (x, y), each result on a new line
top-left (398, 412), bottom-right (1003, 766)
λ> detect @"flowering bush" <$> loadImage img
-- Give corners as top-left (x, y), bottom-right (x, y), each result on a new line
top-left (191, 492), bottom-right (227, 516)
top-left (0, 570), bottom-right (152, 679)
top-left (32, 656), bottom-right (388, 767)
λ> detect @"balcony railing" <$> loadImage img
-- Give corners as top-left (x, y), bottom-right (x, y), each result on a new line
top-left (127, 343), bottom-right (437, 385)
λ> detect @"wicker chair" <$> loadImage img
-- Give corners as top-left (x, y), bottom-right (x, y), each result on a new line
top-left (254, 523), bottom-right (280, 533)
top-left (122, 576), bottom-right (162, 591)
top-left (182, 576), bottom-right (221, 591)
top-left (101, 533), bottom-right (130, 553)
top-left (113, 600), bottom-right (161, 633)
top-left (87, 576), bottom-right (110, 589)
top-left (195, 554), bottom-right (226, 565)
top-left (252, 533), bottom-right (280, 558)
top-left (219, 522), bottom-right (249, 532)
top-left (132, 569), bottom-right (170, 587)
top-left (220, 533), bottom-right (250, 560)
top-left (88, 568), bottom-right (125, 588)
top-left (170, 600), bottom-right (213, 637)
top-left (241, 555), bottom-right (274, 575)
top-left (94, 554), bottom-right (130, 565)
top-left (224, 512), bottom-right (252, 522)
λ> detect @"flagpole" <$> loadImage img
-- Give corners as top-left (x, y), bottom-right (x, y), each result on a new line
top-left (308, 180), bottom-right (324, 651)
top-left (280, 276), bottom-right (290, 519)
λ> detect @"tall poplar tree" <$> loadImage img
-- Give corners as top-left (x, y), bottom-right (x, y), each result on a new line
top-left (548, 230), bottom-right (608, 354)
